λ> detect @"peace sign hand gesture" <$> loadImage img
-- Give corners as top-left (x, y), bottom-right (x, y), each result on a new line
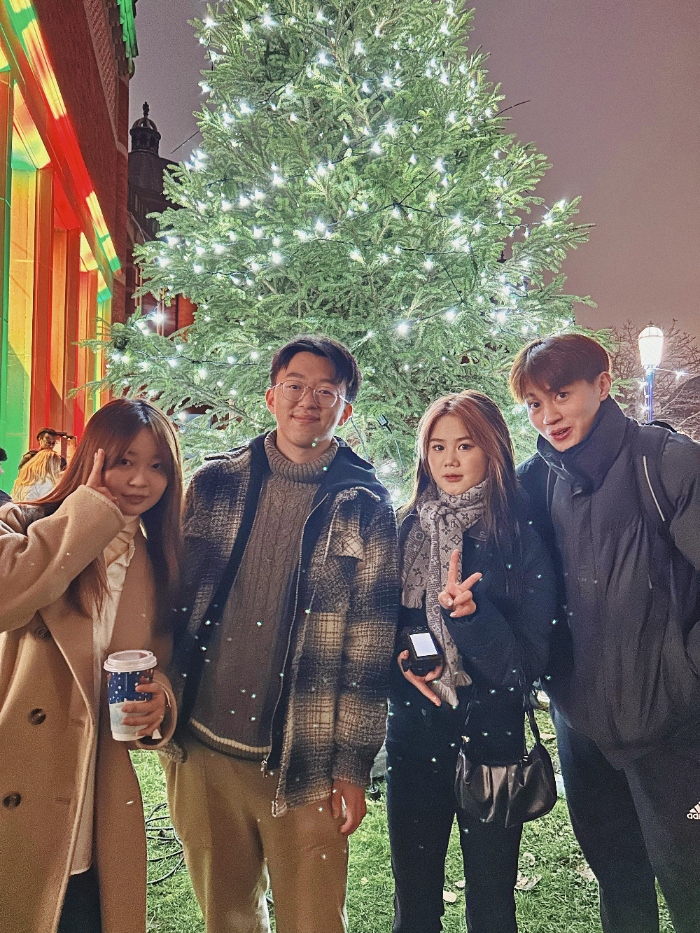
top-left (438, 549), bottom-right (482, 618)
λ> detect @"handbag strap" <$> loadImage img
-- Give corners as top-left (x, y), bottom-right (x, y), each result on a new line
top-left (460, 690), bottom-right (475, 738)
top-left (460, 675), bottom-right (544, 748)
top-left (519, 671), bottom-right (544, 746)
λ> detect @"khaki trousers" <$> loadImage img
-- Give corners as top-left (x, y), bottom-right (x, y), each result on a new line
top-left (162, 739), bottom-right (349, 933)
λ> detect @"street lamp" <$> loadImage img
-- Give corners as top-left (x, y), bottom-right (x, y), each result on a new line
top-left (638, 325), bottom-right (664, 421)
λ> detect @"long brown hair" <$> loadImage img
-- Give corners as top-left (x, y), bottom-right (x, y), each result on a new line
top-left (405, 391), bottom-right (522, 554)
top-left (36, 399), bottom-right (183, 619)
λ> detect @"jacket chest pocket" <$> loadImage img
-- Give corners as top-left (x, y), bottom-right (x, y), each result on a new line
top-left (325, 532), bottom-right (365, 586)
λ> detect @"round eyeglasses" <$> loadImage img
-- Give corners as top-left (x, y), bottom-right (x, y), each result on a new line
top-left (272, 380), bottom-right (346, 409)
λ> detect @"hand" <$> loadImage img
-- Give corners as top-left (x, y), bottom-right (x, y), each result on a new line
top-left (397, 651), bottom-right (443, 706)
top-left (121, 678), bottom-right (167, 738)
top-left (85, 449), bottom-right (119, 506)
top-left (438, 550), bottom-right (482, 618)
top-left (330, 779), bottom-right (367, 835)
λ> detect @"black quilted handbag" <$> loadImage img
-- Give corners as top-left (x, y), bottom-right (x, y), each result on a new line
top-left (454, 688), bottom-right (557, 829)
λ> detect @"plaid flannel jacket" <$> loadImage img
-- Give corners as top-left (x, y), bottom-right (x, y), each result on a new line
top-left (171, 435), bottom-right (399, 815)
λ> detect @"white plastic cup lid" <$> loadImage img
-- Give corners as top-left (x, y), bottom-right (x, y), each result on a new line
top-left (104, 649), bottom-right (157, 673)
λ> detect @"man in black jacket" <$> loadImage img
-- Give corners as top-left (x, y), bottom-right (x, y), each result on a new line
top-left (510, 334), bottom-right (700, 933)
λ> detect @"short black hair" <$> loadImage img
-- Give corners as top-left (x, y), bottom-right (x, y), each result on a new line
top-left (0, 447), bottom-right (6, 462)
top-left (269, 335), bottom-right (362, 403)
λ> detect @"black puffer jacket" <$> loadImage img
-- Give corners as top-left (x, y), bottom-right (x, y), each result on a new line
top-left (518, 397), bottom-right (700, 767)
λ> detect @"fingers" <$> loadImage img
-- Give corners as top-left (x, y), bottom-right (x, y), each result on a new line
top-left (121, 712), bottom-right (163, 736)
top-left (439, 579), bottom-right (461, 609)
top-left (448, 589), bottom-right (476, 618)
top-left (121, 704), bottom-right (161, 723)
top-left (330, 786), bottom-right (342, 821)
top-left (411, 677), bottom-right (443, 706)
top-left (438, 589), bottom-right (453, 610)
top-left (443, 572), bottom-right (482, 618)
top-left (84, 448), bottom-right (121, 506)
top-left (340, 799), bottom-right (365, 835)
top-left (396, 651), bottom-right (442, 706)
top-left (441, 554), bottom-right (478, 610)
top-left (332, 782), bottom-right (367, 835)
top-left (122, 688), bottom-right (166, 736)
top-left (137, 680), bottom-right (163, 694)
top-left (401, 669), bottom-right (443, 707)
top-left (122, 694), bottom-right (163, 715)
top-left (462, 572), bottom-right (482, 590)
top-left (397, 652), bottom-right (444, 705)
top-left (86, 449), bottom-right (105, 488)
top-left (446, 549), bottom-right (460, 587)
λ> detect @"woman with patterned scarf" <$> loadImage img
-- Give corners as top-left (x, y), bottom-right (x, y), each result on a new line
top-left (386, 391), bottom-right (557, 933)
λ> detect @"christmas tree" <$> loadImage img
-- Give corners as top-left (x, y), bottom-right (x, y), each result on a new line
top-left (102, 0), bottom-right (592, 497)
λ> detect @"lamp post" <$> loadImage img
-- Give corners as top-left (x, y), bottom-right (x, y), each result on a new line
top-left (638, 325), bottom-right (664, 422)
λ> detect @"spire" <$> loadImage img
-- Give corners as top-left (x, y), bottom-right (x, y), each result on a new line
top-left (130, 101), bottom-right (161, 154)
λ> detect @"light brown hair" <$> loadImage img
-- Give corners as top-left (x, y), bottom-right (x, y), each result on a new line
top-left (509, 334), bottom-right (611, 402)
top-left (36, 399), bottom-right (183, 619)
top-left (406, 391), bottom-right (521, 551)
top-left (11, 449), bottom-right (62, 500)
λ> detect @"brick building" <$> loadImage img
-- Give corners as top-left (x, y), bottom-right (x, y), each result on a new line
top-left (0, 0), bottom-right (136, 491)
top-left (126, 102), bottom-right (195, 336)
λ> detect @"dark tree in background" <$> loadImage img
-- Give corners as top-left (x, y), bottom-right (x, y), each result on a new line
top-left (97, 0), bottom-right (593, 495)
top-left (610, 320), bottom-right (700, 439)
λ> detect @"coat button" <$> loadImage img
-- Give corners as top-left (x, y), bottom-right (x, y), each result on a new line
top-left (29, 709), bottom-right (46, 725)
top-left (3, 792), bottom-right (21, 809)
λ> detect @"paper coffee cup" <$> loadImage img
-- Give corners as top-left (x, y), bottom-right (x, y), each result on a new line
top-left (104, 650), bottom-right (157, 741)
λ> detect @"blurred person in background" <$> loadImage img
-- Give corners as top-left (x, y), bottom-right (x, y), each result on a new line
top-left (12, 448), bottom-right (63, 501)
top-left (19, 428), bottom-right (72, 471)
top-left (0, 447), bottom-right (10, 504)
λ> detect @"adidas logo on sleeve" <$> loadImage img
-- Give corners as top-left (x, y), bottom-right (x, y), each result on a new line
top-left (687, 802), bottom-right (700, 820)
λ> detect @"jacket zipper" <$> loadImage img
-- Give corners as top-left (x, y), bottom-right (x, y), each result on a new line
top-left (261, 494), bottom-right (329, 777)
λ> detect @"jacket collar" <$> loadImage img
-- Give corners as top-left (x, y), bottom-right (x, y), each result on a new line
top-left (535, 396), bottom-right (631, 493)
top-left (224, 432), bottom-right (390, 503)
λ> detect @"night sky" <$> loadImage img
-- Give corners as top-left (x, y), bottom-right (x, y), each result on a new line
top-left (130, 0), bottom-right (700, 341)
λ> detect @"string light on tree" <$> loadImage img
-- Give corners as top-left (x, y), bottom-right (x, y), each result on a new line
top-left (97, 0), bottom-right (593, 484)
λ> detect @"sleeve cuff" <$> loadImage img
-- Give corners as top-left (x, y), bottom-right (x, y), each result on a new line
top-left (79, 484), bottom-right (125, 522)
top-left (332, 749), bottom-right (374, 788)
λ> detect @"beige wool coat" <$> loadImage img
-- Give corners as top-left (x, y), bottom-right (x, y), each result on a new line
top-left (0, 485), bottom-right (177, 933)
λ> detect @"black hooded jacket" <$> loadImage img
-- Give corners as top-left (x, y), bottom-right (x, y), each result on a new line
top-left (518, 397), bottom-right (700, 766)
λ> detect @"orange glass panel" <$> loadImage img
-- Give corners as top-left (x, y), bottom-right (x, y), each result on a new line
top-left (74, 265), bottom-right (97, 434)
top-left (29, 163), bottom-right (52, 439)
top-left (7, 161), bottom-right (36, 452)
top-left (13, 83), bottom-right (49, 168)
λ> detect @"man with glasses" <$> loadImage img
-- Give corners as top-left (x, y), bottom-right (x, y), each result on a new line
top-left (163, 335), bottom-right (399, 933)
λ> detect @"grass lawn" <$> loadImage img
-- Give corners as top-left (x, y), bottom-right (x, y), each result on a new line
top-left (133, 738), bottom-right (674, 933)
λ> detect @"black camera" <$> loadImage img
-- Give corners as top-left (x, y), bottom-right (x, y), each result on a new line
top-left (399, 626), bottom-right (443, 677)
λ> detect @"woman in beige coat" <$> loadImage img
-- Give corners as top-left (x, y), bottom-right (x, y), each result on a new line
top-left (0, 399), bottom-right (183, 933)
